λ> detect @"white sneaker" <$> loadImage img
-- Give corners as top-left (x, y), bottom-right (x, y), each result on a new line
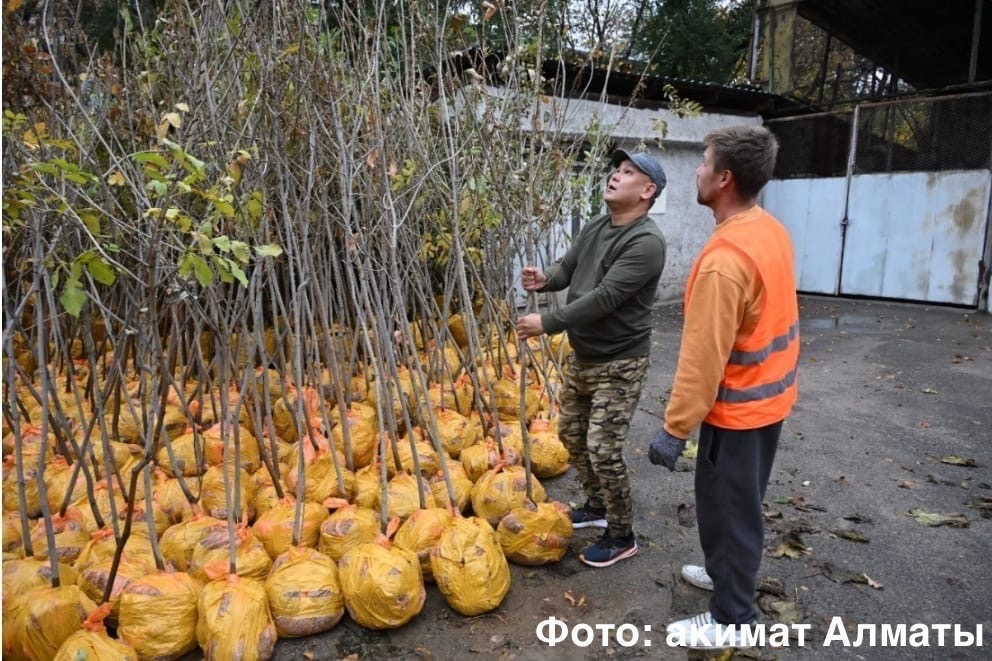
top-left (681, 564), bottom-right (714, 591)
top-left (665, 611), bottom-right (754, 649)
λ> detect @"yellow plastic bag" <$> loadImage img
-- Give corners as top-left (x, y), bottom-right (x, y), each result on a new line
top-left (382, 434), bottom-right (441, 479)
top-left (317, 499), bottom-right (379, 562)
top-left (497, 500), bottom-right (573, 565)
top-left (285, 449), bottom-right (354, 504)
top-left (394, 507), bottom-right (453, 581)
top-left (470, 465), bottom-right (547, 526)
top-left (189, 523), bottom-right (272, 583)
top-left (53, 602), bottom-right (138, 660)
top-left (201, 423), bottom-right (262, 474)
top-left (18, 584), bottom-right (98, 661)
top-left (459, 439), bottom-right (520, 482)
top-left (197, 575), bottom-right (277, 660)
top-left (30, 509), bottom-right (90, 566)
top-left (2, 558), bottom-right (77, 608)
top-left (156, 430), bottom-right (204, 477)
top-left (428, 464), bottom-right (473, 513)
top-left (3, 511), bottom-right (25, 555)
top-left (381, 472), bottom-right (436, 520)
top-left (77, 550), bottom-right (157, 621)
top-left (3, 455), bottom-right (41, 517)
top-left (265, 546), bottom-right (344, 638)
top-left (118, 571), bottom-right (200, 660)
top-left (153, 471), bottom-right (195, 524)
top-left (42, 455), bottom-right (86, 513)
top-left (159, 510), bottom-right (227, 572)
top-left (430, 516), bottom-right (510, 616)
top-left (338, 519), bottom-right (425, 630)
top-left (351, 463), bottom-right (381, 510)
top-left (250, 466), bottom-right (285, 519)
top-left (329, 404), bottom-right (378, 469)
top-left (201, 463), bottom-right (255, 521)
top-left (527, 431), bottom-right (571, 478)
top-left (74, 527), bottom-right (155, 574)
top-left (429, 406), bottom-right (481, 458)
top-left (252, 497), bottom-right (327, 559)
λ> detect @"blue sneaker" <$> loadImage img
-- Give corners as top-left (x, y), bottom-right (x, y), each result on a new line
top-left (570, 504), bottom-right (608, 529)
top-left (579, 532), bottom-right (638, 567)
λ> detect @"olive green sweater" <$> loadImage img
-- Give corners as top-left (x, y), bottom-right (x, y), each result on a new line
top-left (540, 214), bottom-right (666, 362)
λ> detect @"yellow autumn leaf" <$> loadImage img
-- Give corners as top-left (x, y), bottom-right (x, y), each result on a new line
top-left (175, 102), bottom-right (190, 112)
top-left (107, 171), bottom-right (126, 186)
top-left (156, 119), bottom-right (171, 141)
top-left (7, 0), bottom-right (24, 12)
top-left (163, 112), bottom-right (182, 128)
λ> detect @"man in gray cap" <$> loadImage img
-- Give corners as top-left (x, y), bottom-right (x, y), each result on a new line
top-left (516, 149), bottom-right (667, 567)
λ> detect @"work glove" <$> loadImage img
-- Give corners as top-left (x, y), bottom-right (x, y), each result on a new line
top-left (648, 429), bottom-right (686, 471)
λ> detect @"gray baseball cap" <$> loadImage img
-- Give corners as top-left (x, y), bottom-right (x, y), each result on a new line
top-left (611, 149), bottom-right (667, 200)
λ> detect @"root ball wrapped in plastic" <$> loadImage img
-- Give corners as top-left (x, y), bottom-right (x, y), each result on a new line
top-left (430, 515), bottom-right (511, 616)
top-left (381, 472), bottom-right (436, 521)
top-left (382, 435), bottom-right (440, 478)
top-left (394, 507), bottom-right (453, 581)
top-left (459, 440), bottom-right (520, 483)
top-left (159, 511), bottom-right (227, 572)
top-left (77, 550), bottom-right (157, 621)
top-left (329, 403), bottom-right (378, 469)
top-left (317, 498), bottom-right (379, 562)
top-left (189, 523), bottom-right (273, 583)
top-left (497, 501), bottom-right (573, 565)
top-left (12, 584), bottom-right (98, 661)
top-left (42, 455), bottom-right (87, 513)
top-left (265, 546), bottom-right (344, 638)
top-left (338, 519), bottom-right (425, 630)
top-left (201, 463), bottom-right (255, 521)
top-left (429, 406), bottom-right (480, 458)
top-left (153, 471), bottom-right (196, 525)
top-left (428, 464), bottom-right (472, 513)
top-left (201, 423), bottom-right (262, 474)
top-left (285, 449), bottom-right (354, 504)
top-left (351, 463), bottom-right (381, 510)
top-left (118, 571), bottom-right (201, 660)
top-left (53, 602), bottom-right (138, 660)
top-left (74, 527), bottom-right (155, 574)
top-left (252, 497), bottom-right (327, 559)
top-left (526, 431), bottom-right (570, 478)
top-left (2, 558), bottom-right (78, 608)
top-left (30, 508), bottom-right (90, 565)
top-left (250, 467), bottom-right (286, 519)
top-left (3, 511), bottom-right (25, 556)
top-left (3, 456), bottom-right (41, 517)
top-left (156, 430), bottom-right (204, 477)
top-left (197, 575), bottom-right (277, 661)
top-left (470, 465), bottom-right (547, 526)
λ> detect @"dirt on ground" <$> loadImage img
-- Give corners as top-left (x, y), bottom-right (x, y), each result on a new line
top-left (268, 295), bottom-right (992, 661)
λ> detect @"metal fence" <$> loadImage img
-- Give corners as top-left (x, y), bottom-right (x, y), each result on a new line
top-left (767, 92), bottom-right (992, 179)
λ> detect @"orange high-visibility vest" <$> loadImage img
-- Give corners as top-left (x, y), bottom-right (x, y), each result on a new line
top-left (684, 207), bottom-right (799, 429)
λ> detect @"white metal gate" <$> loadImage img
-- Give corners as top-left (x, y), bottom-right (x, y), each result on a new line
top-left (762, 93), bottom-right (992, 308)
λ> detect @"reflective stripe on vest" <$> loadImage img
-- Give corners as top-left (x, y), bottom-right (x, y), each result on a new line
top-left (717, 363), bottom-right (798, 403)
top-left (727, 321), bottom-right (799, 366)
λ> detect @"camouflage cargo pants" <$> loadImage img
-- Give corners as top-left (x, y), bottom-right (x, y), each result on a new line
top-left (558, 353), bottom-right (649, 537)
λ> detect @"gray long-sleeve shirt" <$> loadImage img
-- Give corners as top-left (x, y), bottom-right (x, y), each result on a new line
top-left (539, 213), bottom-right (666, 362)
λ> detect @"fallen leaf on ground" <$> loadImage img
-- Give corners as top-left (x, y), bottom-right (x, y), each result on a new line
top-left (951, 354), bottom-right (972, 363)
top-left (907, 508), bottom-right (969, 528)
top-left (927, 473), bottom-right (962, 486)
top-left (920, 387), bottom-right (938, 394)
top-left (898, 479), bottom-right (918, 489)
top-left (564, 591), bottom-right (586, 608)
top-left (966, 496), bottom-right (992, 519)
top-left (756, 576), bottom-right (786, 596)
top-left (939, 455), bottom-right (977, 467)
top-left (682, 438), bottom-right (698, 460)
top-left (863, 573), bottom-right (883, 589)
top-left (842, 513), bottom-right (874, 524)
top-left (831, 529), bottom-right (870, 543)
top-left (768, 531), bottom-right (810, 559)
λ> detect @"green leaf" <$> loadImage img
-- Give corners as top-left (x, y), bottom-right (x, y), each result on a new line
top-left (230, 241), bottom-right (250, 263)
top-left (254, 244), bottom-right (283, 258)
top-left (907, 508), bottom-right (969, 528)
top-left (60, 281), bottom-right (87, 316)
top-left (30, 162), bottom-right (60, 176)
top-left (86, 257), bottom-right (116, 286)
top-left (147, 179), bottom-right (168, 197)
top-left (228, 261), bottom-right (248, 286)
top-left (213, 236), bottom-right (232, 253)
top-left (939, 455), bottom-right (977, 467)
top-left (79, 211), bottom-right (100, 234)
top-left (192, 255), bottom-right (213, 287)
top-left (133, 151), bottom-right (170, 169)
top-left (212, 199), bottom-right (235, 219)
